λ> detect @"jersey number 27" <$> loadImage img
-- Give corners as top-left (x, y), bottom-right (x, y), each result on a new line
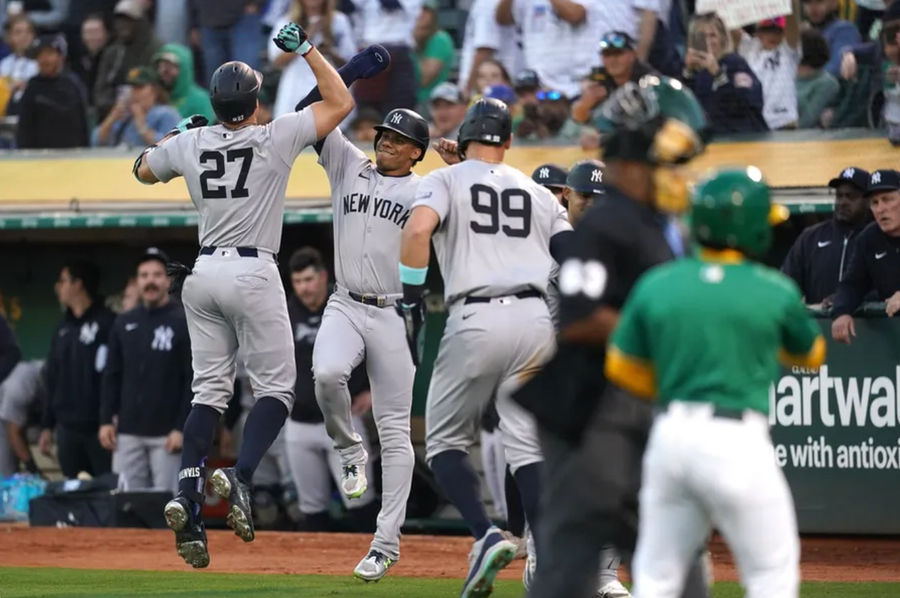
top-left (199, 149), bottom-right (254, 199)
top-left (469, 184), bottom-right (531, 238)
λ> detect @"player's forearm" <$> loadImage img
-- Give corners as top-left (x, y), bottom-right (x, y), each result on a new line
top-left (305, 48), bottom-right (354, 116)
top-left (5, 420), bottom-right (32, 463)
top-left (401, 208), bottom-right (438, 268)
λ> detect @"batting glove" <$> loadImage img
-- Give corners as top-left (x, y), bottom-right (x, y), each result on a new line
top-left (274, 22), bottom-right (313, 56)
top-left (395, 298), bottom-right (426, 367)
top-left (168, 114), bottom-right (208, 136)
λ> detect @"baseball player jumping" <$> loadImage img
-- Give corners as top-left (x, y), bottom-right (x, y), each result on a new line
top-left (607, 167), bottom-right (824, 598)
top-left (398, 98), bottom-right (572, 598)
top-left (133, 22), bottom-right (354, 568)
top-left (291, 74), bottom-right (430, 581)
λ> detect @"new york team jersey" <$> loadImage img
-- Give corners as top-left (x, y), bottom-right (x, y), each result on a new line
top-left (147, 109), bottom-right (318, 253)
top-left (318, 129), bottom-right (421, 295)
top-left (412, 159), bottom-right (571, 304)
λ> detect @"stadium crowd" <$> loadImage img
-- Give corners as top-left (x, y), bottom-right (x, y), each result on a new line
top-left (2, 0), bottom-right (900, 149)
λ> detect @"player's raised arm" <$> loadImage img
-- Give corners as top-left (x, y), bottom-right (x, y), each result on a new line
top-left (273, 23), bottom-right (354, 140)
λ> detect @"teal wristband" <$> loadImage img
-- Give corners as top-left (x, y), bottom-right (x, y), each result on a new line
top-left (298, 40), bottom-right (313, 56)
top-left (399, 263), bottom-right (428, 285)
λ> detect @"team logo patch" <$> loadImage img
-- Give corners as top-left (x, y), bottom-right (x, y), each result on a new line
top-left (591, 169), bottom-right (603, 183)
top-left (734, 72), bottom-right (753, 88)
top-left (152, 325), bottom-right (174, 351)
top-left (700, 265), bottom-right (725, 284)
top-left (842, 167), bottom-right (855, 179)
top-left (871, 171), bottom-right (882, 185)
top-left (79, 322), bottom-right (99, 345)
top-left (539, 167), bottom-right (550, 179)
top-left (390, 112), bottom-right (403, 125)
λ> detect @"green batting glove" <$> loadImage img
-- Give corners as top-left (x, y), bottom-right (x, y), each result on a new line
top-left (274, 22), bottom-right (313, 56)
top-left (169, 114), bottom-right (208, 136)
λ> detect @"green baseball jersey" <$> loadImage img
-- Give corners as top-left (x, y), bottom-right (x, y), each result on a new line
top-left (607, 251), bottom-right (824, 414)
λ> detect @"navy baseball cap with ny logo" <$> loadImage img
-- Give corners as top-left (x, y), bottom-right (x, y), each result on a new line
top-left (865, 169), bottom-right (900, 196)
top-left (827, 166), bottom-right (870, 192)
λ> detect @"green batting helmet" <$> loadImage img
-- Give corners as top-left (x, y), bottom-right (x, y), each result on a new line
top-left (690, 167), bottom-right (789, 256)
top-left (594, 75), bottom-right (707, 165)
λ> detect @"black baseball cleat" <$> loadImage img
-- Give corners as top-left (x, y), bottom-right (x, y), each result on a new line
top-left (164, 494), bottom-right (210, 569)
top-left (209, 467), bottom-right (255, 543)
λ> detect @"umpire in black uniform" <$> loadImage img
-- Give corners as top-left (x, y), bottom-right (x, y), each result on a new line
top-left (832, 169), bottom-right (900, 344)
top-left (99, 248), bottom-right (193, 494)
top-left (516, 77), bottom-right (712, 598)
top-left (781, 166), bottom-right (870, 305)
top-left (39, 259), bottom-right (116, 478)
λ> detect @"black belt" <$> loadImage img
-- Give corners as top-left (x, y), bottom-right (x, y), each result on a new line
top-left (464, 289), bottom-right (543, 305)
top-left (712, 406), bottom-right (747, 420)
top-left (199, 246), bottom-right (274, 260)
top-left (348, 291), bottom-right (392, 307)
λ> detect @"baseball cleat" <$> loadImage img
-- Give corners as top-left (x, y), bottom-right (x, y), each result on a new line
top-left (209, 467), bottom-right (255, 543)
top-left (353, 549), bottom-right (396, 582)
top-left (522, 531), bottom-right (536, 590)
top-left (461, 526), bottom-right (517, 598)
top-left (341, 463), bottom-right (368, 499)
top-left (596, 580), bottom-right (631, 598)
top-left (164, 495), bottom-right (209, 569)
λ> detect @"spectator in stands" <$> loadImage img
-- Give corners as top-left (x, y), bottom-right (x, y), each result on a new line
top-left (782, 166), bottom-right (871, 305)
top-left (593, 0), bottom-right (666, 67)
top-left (190, 0), bottom-right (264, 83)
top-left (428, 81), bottom-right (466, 138)
top-left (496, 0), bottom-right (601, 99)
top-left (99, 249), bottom-right (191, 494)
top-left (152, 44), bottom-right (215, 122)
top-left (92, 66), bottom-right (180, 147)
top-left (802, 0), bottom-right (861, 77)
top-left (16, 34), bottom-right (89, 149)
top-left (571, 31), bottom-right (656, 126)
top-left (0, 14), bottom-right (37, 115)
top-left (39, 259), bottom-right (115, 479)
top-left (94, 0), bottom-right (160, 122)
top-left (737, 11), bottom-right (801, 130)
top-left (413, 0), bottom-right (454, 108)
top-left (349, 106), bottom-right (381, 141)
top-left (155, 0), bottom-right (190, 46)
top-left (516, 87), bottom-right (577, 139)
top-left (473, 57), bottom-right (511, 95)
top-left (342, 0), bottom-right (422, 113)
top-left (683, 12), bottom-right (767, 135)
top-left (268, 0), bottom-right (356, 119)
top-left (796, 28), bottom-right (840, 128)
top-left (70, 13), bottom-right (109, 110)
top-left (0, 360), bottom-right (45, 477)
top-left (23, 0), bottom-right (68, 33)
top-left (284, 248), bottom-right (377, 531)
top-left (832, 168), bottom-right (900, 343)
top-left (457, 0), bottom-right (523, 97)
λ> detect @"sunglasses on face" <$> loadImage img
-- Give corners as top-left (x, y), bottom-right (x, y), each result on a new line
top-left (599, 33), bottom-right (631, 52)
top-left (536, 90), bottom-right (563, 101)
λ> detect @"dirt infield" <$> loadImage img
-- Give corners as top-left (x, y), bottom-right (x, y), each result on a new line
top-left (1, 525), bottom-right (899, 582)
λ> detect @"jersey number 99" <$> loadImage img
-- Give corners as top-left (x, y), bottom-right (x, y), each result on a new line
top-left (199, 148), bottom-right (254, 199)
top-left (470, 184), bottom-right (532, 238)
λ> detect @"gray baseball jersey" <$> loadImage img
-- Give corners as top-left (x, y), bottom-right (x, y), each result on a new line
top-left (147, 109), bottom-right (318, 253)
top-left (318, 130), bottom-right (420, 294)
top-left (412, 159), bottom-right (571, 304)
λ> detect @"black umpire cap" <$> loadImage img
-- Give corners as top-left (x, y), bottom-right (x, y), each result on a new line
top-left (532, 164), bottom-right (569, 189)
top-left (566, 159), bottom-right (607, 196)
top-left (827, 166), bottom-right (871, 192)
top-left (210, 61), bottom-right (262, 124)
top-left (373, 108), bottom-right (429, 162)
top-left (864, 169), bottom-right (900, 196)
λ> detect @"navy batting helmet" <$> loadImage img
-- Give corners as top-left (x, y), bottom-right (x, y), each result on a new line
top-left (566, 159), bottom-right (606, 196)
top-left (532, 163), bottom-right (569, 189)
top-left (457, 98), bottom-right (511, 158)
top-left (374, 108), bottom-right (429, 162)
top-left (210, 61), bottom-right (262, 124)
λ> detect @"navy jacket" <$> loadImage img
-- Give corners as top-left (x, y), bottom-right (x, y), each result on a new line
top-left (100, 302), bottom-right (193, 436)
top-left (832, 222), bottom-right (900, 316)
top-left (684, 53), bottom-right (768, 135)
top-left (781, 218), bottom-right (868, 304)
top-left (288, 293), bottom-right (368, 424)
top-left (43, 301), bottom-right (116, 432)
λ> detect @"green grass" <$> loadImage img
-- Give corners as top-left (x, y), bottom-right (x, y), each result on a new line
top-left (0, 568), bottom-right (897, 598)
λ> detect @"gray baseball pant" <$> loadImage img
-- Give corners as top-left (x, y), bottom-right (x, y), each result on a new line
top-left (312, 288), bottom-right (415, 560)
top-left (112, 434), bottom-right (180, 494)
top-left (182, 249), bottom-right (296, 413)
